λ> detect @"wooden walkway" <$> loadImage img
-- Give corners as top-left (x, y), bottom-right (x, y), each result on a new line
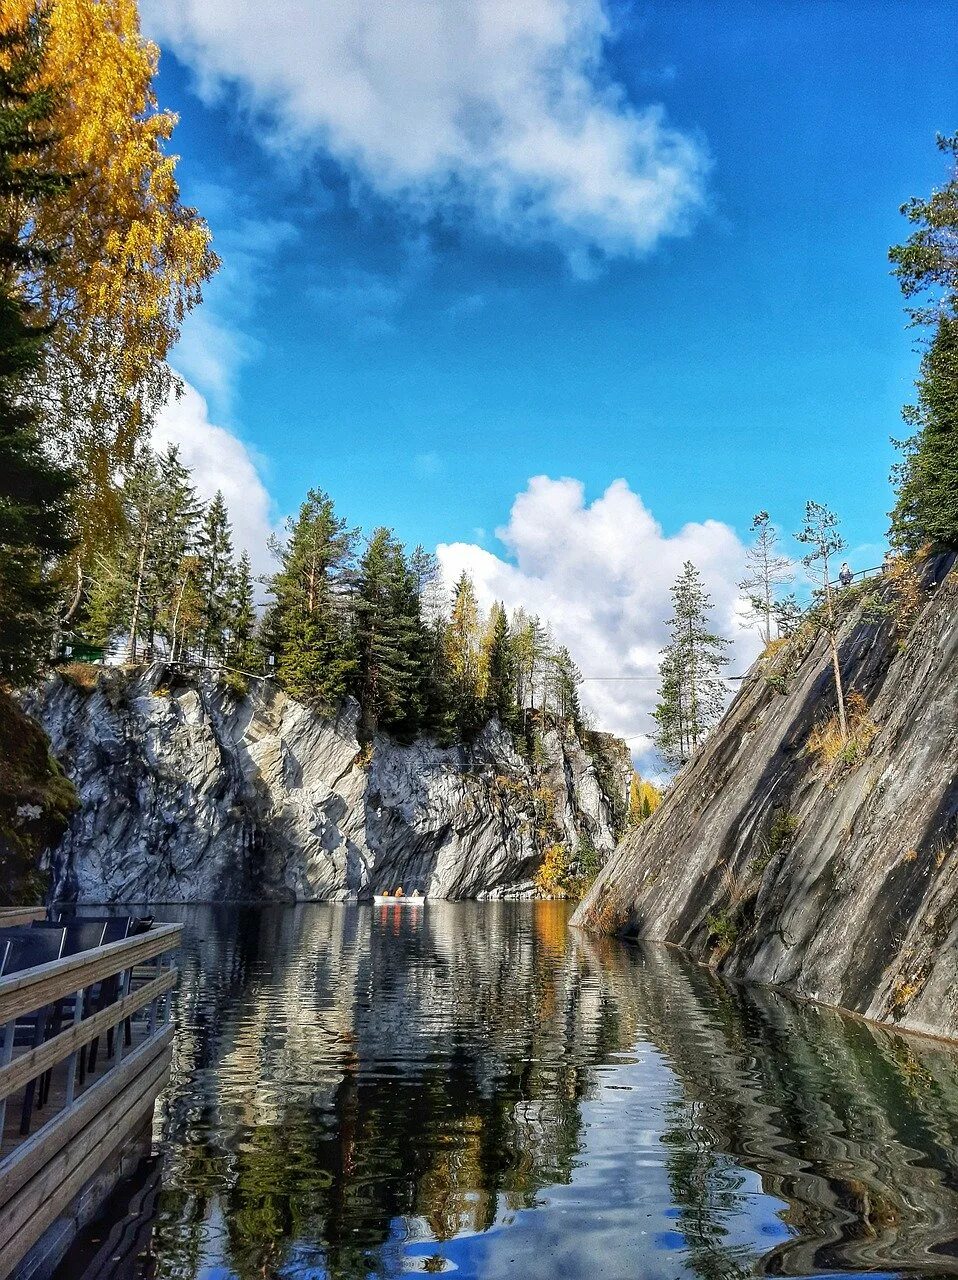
top-left (0, 922), bottom-right (181, 1280)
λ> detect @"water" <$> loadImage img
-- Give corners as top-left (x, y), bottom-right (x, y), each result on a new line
top-left (54, 902), bottom-right (958, 1279)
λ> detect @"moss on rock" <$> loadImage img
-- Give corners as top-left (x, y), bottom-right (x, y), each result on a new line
top-left (0, 690), bottom-right (77, 905)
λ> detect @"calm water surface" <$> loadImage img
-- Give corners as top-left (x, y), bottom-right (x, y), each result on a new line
top-left (55, 902), bottom-right (958, 1279)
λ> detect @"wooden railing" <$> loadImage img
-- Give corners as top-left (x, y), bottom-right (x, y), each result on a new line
top-left (0, 922), bottom-right (182, 1279)
top-left (0, 909), bottom-right (46, 929)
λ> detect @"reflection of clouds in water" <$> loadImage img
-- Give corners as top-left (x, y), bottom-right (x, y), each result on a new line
top-left (128, 903), bottom-right (958, 1280)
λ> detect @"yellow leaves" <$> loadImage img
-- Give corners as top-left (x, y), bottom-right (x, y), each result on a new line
top-left (1, 0), bottom-right (218, 554)
top-left (628, 774), bottom-right (661, 824)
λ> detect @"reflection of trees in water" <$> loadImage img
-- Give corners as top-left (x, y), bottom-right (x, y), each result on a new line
top-left (580, 934), bottom-right (958, 1275)
top-left (149, 902), bottom-right (625, 1280)
top-left (143, 905), bottom-right (958, 1280)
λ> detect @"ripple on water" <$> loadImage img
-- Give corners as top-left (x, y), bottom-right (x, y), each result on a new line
top-left (50, 901), bottom-right (958, 1280)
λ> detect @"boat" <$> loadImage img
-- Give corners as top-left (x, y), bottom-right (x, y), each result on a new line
top-left (372, 894), bottom-right (426, 906)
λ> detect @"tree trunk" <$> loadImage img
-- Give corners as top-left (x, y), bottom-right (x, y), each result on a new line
top-left (823, 573), bottom-right (848, 741)
top-left (127, 514), bottom-right (151, 664)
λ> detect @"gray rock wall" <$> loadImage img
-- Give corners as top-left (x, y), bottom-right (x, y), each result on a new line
top-left (573, 552), bottom-right (958, 1041)
top-left (32, 667), bottom-right (629, 904)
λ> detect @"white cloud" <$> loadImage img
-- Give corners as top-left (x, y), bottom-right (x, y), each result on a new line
top-left (144, 0), bottom-right (709, 261)
top-left (171, 199), bottom-right (298, 412)
top-left (152, 378), bottom-right (277, 580)
top-left (437, 477), bottom-right (761, 766)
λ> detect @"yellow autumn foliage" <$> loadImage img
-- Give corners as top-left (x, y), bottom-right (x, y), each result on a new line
top-left (628, 774), bottom-right (661, 824)
top-left (1, 0), bottom-right (218, 554)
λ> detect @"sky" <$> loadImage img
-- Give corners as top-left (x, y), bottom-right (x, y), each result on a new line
top-left (142, 0), bottom-right (956, 761)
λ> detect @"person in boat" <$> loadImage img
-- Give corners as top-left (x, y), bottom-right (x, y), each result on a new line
top-left (411, 889), bottom-right (422, 898)
top-left (395, 886), bottom-right (404, 897)
top-left (839, 561), bottom-right (853, 588)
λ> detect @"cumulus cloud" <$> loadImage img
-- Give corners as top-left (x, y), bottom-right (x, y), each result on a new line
top-left (144, 0), bottom-right (708, 261)
top-left (437, 477), bottom-right (761, 766)
top-left (152, 378), bottom-right (277, 580)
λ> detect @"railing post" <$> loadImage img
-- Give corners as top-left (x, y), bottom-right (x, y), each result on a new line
top-left (64, 985), bottom-right (85, 1105)
top-left (114, 968), bottom-right (131, 1066)
top-left (0, 1018), bottom-right (14, 1139)
top-left (147, 954), bottom-right (164, 1037)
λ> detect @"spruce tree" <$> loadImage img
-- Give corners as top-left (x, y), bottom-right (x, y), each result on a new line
top-left (549, 646), bottom-right (583, 726)
top-left (224, 552), bottom-right (259, 672)
top-left (352, 528), bottom-right (424, 737)
top-left (0, 16), bottom-right (74, 682)
top-left (444, 572), bottom-right (484, 737)
top-left (196, 491), bottom-right (235, 662)
top-left (653, 561), bottom-right (730, 768)
top-left (889, 316), bottom-right (958, 550)
top-left (264, 489), bottom-right (356, 707)
top-left (479, 602), bottom-right (518, 729)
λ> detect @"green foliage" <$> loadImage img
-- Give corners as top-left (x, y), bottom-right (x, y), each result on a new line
top-left (352, 527), bottom-right (426, 738)
top-left (196, 490), bottom-right (235, 662)
top-left (628, 774), bottom-right (662, 824)
top-left (739, 511), bottom-right (794, 645)
top-left (653, 561), bottom-right (731, 768)
top-left (889, 316), bottom-right (958, 550)
top-left (889, 136), bottom-right (958, 551)
top-left (0, 16), bottom-right (75, 683)
top-left (888, 132), bottom-right (958, 327)
top-left (263, 489), bottom-right (356, 708)
top-left (86, 443), bottom-right (200, 662)
top-left (0, 689), bottom-right (76, 904)
top-left (480, 601), bottom-right (519, 730)
top-left (706, 911), bottom-right (738, 946)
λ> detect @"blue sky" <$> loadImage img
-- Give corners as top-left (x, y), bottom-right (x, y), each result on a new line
top-left (144, 0), bottom-right (956, 750)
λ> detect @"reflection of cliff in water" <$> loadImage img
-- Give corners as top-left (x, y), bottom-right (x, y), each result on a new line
top-left (56, 904), bottom-right (958, 1279)
top-left (149, 903), bottom-right (625, 1280)
top-left (581, 935), bottom-right (958, 1275)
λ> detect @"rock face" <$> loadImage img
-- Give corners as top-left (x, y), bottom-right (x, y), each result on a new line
top-left (31, 666), bottom-right (630, 905)
top-left (573, 552), bottom-right (958, 1041)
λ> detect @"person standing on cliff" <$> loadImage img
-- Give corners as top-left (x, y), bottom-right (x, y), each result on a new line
top-left (839, 562), bottom-right (854, 588)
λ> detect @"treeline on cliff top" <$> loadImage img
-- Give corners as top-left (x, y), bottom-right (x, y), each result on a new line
top-left (84, 459), bottom-right (592, 747)
top-left (0, 4), bottom-right (955, 758)
top-left (0, 4), bottom-right (594, 752)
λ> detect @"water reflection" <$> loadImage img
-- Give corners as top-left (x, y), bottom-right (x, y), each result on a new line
top-left (55, 903), bottom-right (958, 1278)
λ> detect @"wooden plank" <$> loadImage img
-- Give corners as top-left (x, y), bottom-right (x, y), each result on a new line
top-left (0, 910), bottom-right (45, 928)
top-left (0, 924), bottom-right (182, 1024)
top-left (0, 1025), bottom-right (173, 1210)
top-left (0, 966), bottom-right (177, 1102)
top-left (0, 1056), bottom-right (171, 1276)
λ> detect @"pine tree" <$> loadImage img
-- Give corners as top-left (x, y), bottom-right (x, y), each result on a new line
top-left (352, 528), bottom-right (424, 737)
top-left (888, 134), bottom-right (958, 550)
top-left (796, 501), bottom-right (849, 742)
top-left (0, 15), bottom-right (74, 682)
top-left (264, 489), bottom-right (356, 707)
top-left (87, 445), bottom-right (199, 662)
top-left (549, 645), bottom-right (583, 725)
top-left (511, 610), bottom-right (550, 721)
top-left (738, 511), bottom-right (794, 644)
top-left (196, 491), bottom-right (235, 662)
top-left (653, 561), bottom-right (730, 768)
